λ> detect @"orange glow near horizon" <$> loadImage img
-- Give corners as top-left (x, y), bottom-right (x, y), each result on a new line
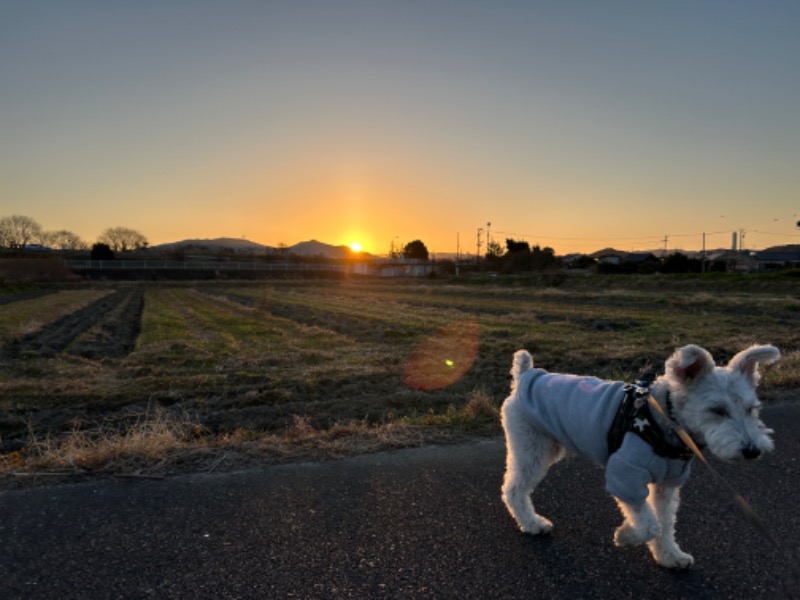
top-left (3, 4), bottom-right (798, 261)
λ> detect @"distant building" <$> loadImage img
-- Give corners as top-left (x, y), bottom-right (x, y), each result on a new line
top-left (754, 251), bottom-right (800, 271)
top-left (373, 258), bottom-right (434, 277)
top-left (707, 251), bottom-right (758, 272)
top-left (595, 251), bottom-right (658, 266)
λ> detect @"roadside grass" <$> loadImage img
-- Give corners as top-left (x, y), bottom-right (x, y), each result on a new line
top-left (1, 399), bottom-right (495, 480)
top-left (12, 406), bottom-right (192, 474)
top-left (1, 276), bottom-right (797, 485)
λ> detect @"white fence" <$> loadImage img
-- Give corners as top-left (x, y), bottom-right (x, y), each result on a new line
top-left (67, 260), bottom-right (356, 273)
top-left (66, 259), bottom-right (440, 277)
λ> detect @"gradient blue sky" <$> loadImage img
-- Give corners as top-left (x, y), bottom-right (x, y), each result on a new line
top-left (2, 1), bottom-right (799, 255)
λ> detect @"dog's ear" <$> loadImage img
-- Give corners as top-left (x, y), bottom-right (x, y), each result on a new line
top-left (727, 345), bottom-right (780, 386)
top-left (666, 345), bottom-right (715, 386)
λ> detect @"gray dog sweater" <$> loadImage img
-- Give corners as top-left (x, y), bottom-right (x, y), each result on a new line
top-left (517, 368), bottom-right (692, 506)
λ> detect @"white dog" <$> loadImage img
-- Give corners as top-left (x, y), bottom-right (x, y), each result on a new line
top-left (501, 344), bottom-right (780, 568)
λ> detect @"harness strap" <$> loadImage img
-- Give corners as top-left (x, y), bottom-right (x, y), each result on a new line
top-left (607, 384), bottom-right (694, 460)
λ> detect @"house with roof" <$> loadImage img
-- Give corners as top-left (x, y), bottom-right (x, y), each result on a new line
top-left (754, 250), bottom-right (800, 271)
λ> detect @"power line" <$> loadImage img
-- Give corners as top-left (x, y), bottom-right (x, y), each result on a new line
top-left (491, 228), bottom-right (793, 243)
top-left (748, 229), bottom-right (800, 238)
top-left (492, 230), bottom-right (664, 243)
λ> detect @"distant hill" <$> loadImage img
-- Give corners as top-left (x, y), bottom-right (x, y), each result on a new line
top-left (154, 238), bottom-right (274, 253)
top-left (152, 238), bottom-right (366, 259)
top-left (763, 244), bottom-right (800, 253)
top-left (289, 240), bottom-right (354, 258)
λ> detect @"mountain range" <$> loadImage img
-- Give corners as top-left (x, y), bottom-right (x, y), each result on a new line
top-left (152, 238), bottom-right (364, 259)
top-left (153, 238), bottom-right (799, 260)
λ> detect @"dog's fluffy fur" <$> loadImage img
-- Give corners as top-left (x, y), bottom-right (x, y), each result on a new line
top-left (501, 344), bottom-right (780, 568)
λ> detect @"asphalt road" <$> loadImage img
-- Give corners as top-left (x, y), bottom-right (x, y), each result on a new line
top-left (1, 402), bottom-right (798, 599)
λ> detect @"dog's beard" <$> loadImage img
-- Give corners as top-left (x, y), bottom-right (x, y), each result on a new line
top-left (696, 420), bottom-right (774, 461)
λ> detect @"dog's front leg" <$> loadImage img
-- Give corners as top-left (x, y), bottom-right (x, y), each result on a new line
top-left (646, 483), bottom-right (694, 569)
top-left (613, 497), bottom-right (660, 547)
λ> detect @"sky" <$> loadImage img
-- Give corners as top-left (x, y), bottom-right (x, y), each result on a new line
top-left (2, 1), bottom-right (799, 256)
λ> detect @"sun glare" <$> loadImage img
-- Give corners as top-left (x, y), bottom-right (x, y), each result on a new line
top-left (349, 241), bottom-right (363, 253)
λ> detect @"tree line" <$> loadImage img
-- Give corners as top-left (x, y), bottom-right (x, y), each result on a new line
top-left (484, 238), bottom-right (560, 272)
top-left (0, 215), bottom-right (148, 253)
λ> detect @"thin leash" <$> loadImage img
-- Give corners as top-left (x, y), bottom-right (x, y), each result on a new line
top-left (646, 396), bottom-right (777, 544)
top-left (647, 395), bottom-right (799, 597)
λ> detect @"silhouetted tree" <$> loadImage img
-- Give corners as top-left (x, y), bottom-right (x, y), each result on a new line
top-left (568, 254), bottom-right (597, 270)
top-left (485, 240), bottom-right (503, 259)
top-left (40, 230), bottom-right (86, 251)
top-left (662, 252), bottom-right (702, 273)
top-left (403, 239), bottom-right (429, 260)
top-left (505, 238), bottom-right (530, 254)
top-left (90, 243), bottom-right (115, 260)
top-left (505, 238), bottom-right (531, 271)
top-left (0, 215), bottom-right (42, 248)
top-left (530, 245), bottom-right (559, 270)
top-left (98, 227), bottom-right (148, 252)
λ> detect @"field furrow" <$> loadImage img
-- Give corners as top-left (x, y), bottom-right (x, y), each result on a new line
top-left (66, 289), bottom-right (145, 359)
top-left (0, 289), bottom-right (115, 358)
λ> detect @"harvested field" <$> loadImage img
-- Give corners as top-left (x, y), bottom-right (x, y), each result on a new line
top-left (1, 288), bottom-right (142, 360)
top-left (0, 274), bottom-right (798, 482)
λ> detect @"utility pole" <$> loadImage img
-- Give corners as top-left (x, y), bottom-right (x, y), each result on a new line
top-left (701, 232), bottom-right (706, 273)
top-left (456, 233), bottom-right (461, 277)
top-left (476, 228), bottom-right (483, 262)
top-left (662, 235), bottom-right (669, 256)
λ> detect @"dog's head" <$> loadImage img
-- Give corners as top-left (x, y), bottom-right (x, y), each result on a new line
top-left (662, 344), bottom-right (780, 461)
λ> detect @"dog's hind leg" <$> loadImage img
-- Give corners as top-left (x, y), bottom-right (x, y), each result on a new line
top-left (646, 483), bottom-right (694, 569)
top-left (501, 399), bottom-right (561, 535)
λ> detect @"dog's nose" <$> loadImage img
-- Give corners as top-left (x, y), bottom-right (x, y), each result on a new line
top-left (742, 446), bottom-right (761, 460)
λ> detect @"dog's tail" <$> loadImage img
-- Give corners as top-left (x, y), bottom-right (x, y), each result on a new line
top-left (510, 349), bottom-right (533, 392)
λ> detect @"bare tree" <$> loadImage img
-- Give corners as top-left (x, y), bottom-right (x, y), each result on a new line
top-left (0, 215), bottom-right (43, 248)
top-left (40, 229), bottom-right (87, 251)
top-left (98, 227), bottom-right (148, 252)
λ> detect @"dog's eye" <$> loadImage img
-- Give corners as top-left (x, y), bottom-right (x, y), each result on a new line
top-left (709, 405), bottom-right (729, 417)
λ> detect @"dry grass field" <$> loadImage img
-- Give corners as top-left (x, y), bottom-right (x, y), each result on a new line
top-left (1, 274), bottom-right (798, 485)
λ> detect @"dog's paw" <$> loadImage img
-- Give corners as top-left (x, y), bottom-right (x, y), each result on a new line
top-left (613, 524), bottom-right (637, 546)
top-left (614, 521), bottom-right (659, 546)
top-left (653, 547), bottom-right (694, 569)
top-left (521, 515), bottom-right (553, 536)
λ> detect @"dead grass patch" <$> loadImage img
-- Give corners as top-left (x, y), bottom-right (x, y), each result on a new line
top-left (11, 406), bottom-right (193, 474)
top-left (402, 388), bottom-right (501, 431)
top-left (0, 405), bottom-right (479, 487)
top-left (767, 350), bottom-right (800, 389)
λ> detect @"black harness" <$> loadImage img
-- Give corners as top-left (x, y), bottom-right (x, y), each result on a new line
top-left (607, 377), bottom-right (695, 461)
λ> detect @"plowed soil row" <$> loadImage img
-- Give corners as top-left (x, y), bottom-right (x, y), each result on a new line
top-left (1, 289), bottom-right (144, 360)
top-left (0, 289), bottom-right (57, 307)
top-left (67, 289), bottom-right (144, 359)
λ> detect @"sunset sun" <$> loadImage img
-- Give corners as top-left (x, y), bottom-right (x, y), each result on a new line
top-left (349, 241), bottom-right (363, 253)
